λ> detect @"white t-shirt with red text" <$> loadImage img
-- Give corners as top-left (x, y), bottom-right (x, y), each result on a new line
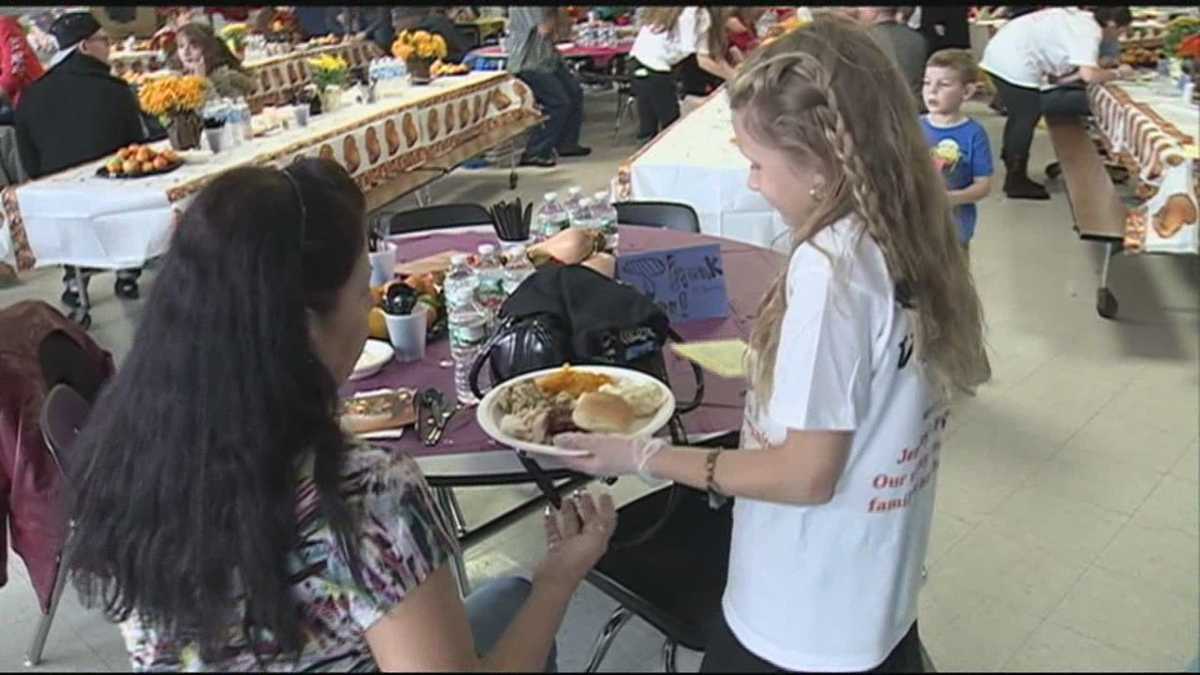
top-left (980, 7), bottom-right (1102, 89)
top-left (726, 216), bottom-right (946, 671)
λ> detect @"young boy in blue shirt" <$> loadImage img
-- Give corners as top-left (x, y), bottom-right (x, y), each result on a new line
top-left (920, 49), bottom-right (994, 254)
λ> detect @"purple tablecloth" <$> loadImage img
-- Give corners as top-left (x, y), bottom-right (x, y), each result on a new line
top-left (342, 225), bottom-right (781, 471)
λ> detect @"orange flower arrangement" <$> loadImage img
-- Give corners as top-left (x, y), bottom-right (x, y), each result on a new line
top-left (392, 30), bottom-right (448, 61)
top-left (138, 75), bottom-right (209, 119)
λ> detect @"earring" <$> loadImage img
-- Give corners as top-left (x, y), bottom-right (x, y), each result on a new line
top-left (808, 184), bottom-right (826, 201)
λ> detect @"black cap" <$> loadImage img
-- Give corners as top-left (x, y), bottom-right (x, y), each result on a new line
top-left (50, 11), bottom-right (101, 51)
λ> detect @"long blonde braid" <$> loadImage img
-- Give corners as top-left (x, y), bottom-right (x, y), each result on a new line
top-left (731, 16), bottom-right (990, 407)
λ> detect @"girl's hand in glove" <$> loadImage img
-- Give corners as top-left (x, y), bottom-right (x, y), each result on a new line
top-left (552, 433), bottom-right (669, 480)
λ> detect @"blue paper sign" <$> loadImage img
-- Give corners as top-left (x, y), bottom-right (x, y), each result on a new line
top-left (616, 244), bottom-right (729, 323)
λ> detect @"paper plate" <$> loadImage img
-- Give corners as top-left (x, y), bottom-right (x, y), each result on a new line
top-left (349, 339), bottom-right (394, 381)
top-left (476, 365), bottom-right (676, 457)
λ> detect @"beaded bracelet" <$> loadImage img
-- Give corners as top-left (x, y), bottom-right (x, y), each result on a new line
top-left (705, 448), bottom-right (728, 509)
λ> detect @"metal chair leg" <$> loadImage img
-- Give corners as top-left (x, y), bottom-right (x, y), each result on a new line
top-left (584, 606), bottom-right (633, 672)
top-left (25, 528), bottom-right (75, 667)
top-left (433, 487), bottom-right (471, 597)
top-left (662, 639), bottom-right (679, 673)
top-left (613, 93), bottom-right (626, 138)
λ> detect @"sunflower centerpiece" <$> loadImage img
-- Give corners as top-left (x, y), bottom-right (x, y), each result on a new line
top-left (391, 30), bottom-right (448, 84)
top-left (137, 75), bottom-right (210, 150)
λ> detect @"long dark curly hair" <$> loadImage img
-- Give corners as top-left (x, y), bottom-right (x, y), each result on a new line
top-left (67, 158), bottom-right (367, 663)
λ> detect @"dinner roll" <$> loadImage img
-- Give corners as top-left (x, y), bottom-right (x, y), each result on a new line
top-left (571, 392), bottom-right (635, 434)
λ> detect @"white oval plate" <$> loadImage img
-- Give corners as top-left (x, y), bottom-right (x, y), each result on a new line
top-left (476, 365), bottom-right (676, 457)
top-left (349, 339), bottom-right (394, 381)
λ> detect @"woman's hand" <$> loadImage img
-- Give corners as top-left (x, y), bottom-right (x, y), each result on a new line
top-left (552, 433), bottom-right (668, 478)
top-left (533, 490), bottom-right (617, 589)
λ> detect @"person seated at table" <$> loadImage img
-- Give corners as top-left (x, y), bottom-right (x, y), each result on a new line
top-left (0, 13), bottom-right (45, 125)
top-left (64, 157), bottom-right (617, 672)
top-left (15, 11), bottom-right (146, 304)
top-left (169, 22), bottom-right (255, 100)
top-left (674, 6), bottom-right (737, 112)
top-left (393, 7), bottom-right (471, 65)
top-left (335, 7), bottom-right (395, 54)
top-left (506, 6), bottom-right (591, 168)
top-left (980, 6), bottom-right (1133, 200)
top-left (726, 6), bottom-right (768, 61)
top-left (554, 14), bottom-right (989, 673)
top-left (629, 7), bottom-right (700, 142)
top-left (860, 7), bottom-right (928, 112)
top-left (294, 6), bottom-right (342, 40)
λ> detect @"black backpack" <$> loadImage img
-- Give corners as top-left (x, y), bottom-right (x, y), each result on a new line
top-left (468, 264), bottom-right (703, 417)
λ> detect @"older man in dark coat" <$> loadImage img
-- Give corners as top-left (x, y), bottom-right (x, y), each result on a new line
top-left (15, 12), bottom-right (146, 304)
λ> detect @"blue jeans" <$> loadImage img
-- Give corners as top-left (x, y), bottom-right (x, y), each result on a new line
top-left (515, 63), bottom-right (584, 159)
top-left (467, 576), bottom-right (558, 672)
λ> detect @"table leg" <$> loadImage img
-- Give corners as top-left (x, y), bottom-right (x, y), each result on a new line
top-left (434, 486), bottom-right (472, 597)
top-left (1096, 241), bottom-right (1119, 319)
top-left (68, 266), bottom-right (93, 330)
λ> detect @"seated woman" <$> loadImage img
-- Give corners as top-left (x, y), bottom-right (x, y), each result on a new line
top-left (65, 158), bottom-right (616, 671)
top-left (725, 6), bottom-right (767, 62)
top-left (674, 7), bottom-right (737, 109)
top-left (170, 22), bottom-right (255, 99)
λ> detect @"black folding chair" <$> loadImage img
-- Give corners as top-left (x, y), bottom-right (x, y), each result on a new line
top-left (24, 384), bottom-right (91, 667)
top-left (381, 203), bottom-right (494, 235)
top-left (583, 483), bottom-right (734, 672)
top-left (614, 201), bottom-right (701, 234)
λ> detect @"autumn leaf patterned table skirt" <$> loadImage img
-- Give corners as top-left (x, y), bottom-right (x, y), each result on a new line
top-left (1089, 82), bottom-right (1199, 255)
top-left (0, 71), bottom-right (541, 273)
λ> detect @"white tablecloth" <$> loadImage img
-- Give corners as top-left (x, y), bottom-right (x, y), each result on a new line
top-left (617, 91), bottom-right (791, 252)
top-left (1089, 80), bottom-right (1199, 255)
top-left (0, 72), bottom-right (539, 271)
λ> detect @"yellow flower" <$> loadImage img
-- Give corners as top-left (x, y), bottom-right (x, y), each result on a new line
top-left (220, 23), bottom-right (248, 39)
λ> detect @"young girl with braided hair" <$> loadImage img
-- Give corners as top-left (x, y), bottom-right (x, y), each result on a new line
top-left (556, 14), bottom-right (989, 673)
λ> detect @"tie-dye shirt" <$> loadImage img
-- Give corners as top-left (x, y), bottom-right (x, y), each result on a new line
top-left (118, 444), bottom-right (459, 671)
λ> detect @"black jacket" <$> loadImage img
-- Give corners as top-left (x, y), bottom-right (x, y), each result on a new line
top-left (15, 51), bottom-right (146, 179)
top-left (918, 6), bottom-right (971, 54)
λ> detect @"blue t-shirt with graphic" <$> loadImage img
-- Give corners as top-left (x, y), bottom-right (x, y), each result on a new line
top-left (920, 116), bottom-right (993, 243)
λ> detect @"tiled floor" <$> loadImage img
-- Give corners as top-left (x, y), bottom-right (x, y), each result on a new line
top-left (2, 89), bottom-right (1197, 672)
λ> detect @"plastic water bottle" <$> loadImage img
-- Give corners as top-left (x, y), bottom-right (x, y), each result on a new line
top-left (501, 245), bottom-right (535, 295)
top-left (473, 244), bottom-right (506, 321)
top-left (444, 254), bottom-right (488, 405)
top-left (234, 97), bottom-right (253, 142)
top-left (563, 186), bottom-right (584, 216)
top-left (591, 190), bottom-right (619, 254)
top-left (536, 192), bottom-right (570, 240)
top-left (570, 197), bottom-right (598, 232)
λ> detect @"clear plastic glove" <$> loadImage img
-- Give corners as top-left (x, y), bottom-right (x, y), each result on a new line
top-left (533, 489), bottom-right (617, 589)
top-left (552, 433), bottom-right (669, 480)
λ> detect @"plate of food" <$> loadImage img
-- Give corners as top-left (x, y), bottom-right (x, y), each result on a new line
top-left (96, 144), bottom-right (183, 179)
top-left (350, 339), bottom-right (395, 381)
top-left (477, 365), bottom-right (675, 457)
